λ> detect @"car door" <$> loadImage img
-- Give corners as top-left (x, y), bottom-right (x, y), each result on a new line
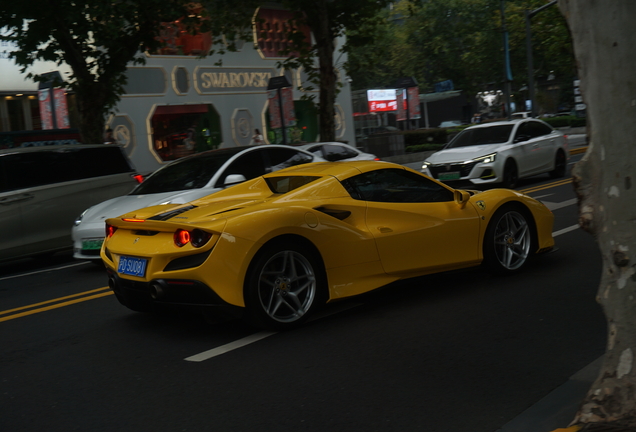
top-left (529, 120), bottom-right (560, 173)
top-left (0, 154), bottom-right (27, 260)
top-left (512, 121), bottom-right (544, 176)
top-left (343, 168), bottom-right (482, 275)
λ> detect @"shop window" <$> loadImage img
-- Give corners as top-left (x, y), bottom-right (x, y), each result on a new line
top-left (151, 104), bottom-right (222, 162)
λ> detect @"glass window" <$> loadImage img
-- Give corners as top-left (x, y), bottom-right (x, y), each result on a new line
top-left (133, 148), bottom-right (242, 195)
top-left (265, 148), bottom-right (314, 172)
top-left (448, 125), bottom-right (514, 148)
top-left (529, 120), bottom-right (553, 137)
top-left (514, 122), bottom-right (532, 141)
top-left (265, 176), bottom-right (320, 194)
top-left (342, 168), bottom-right (454, 203)
top-left (0, 146), bottom-right (134, 192)
top-left (215, 150), bottom-right (266, 187)
top-left (322, 144), bottom-right (358, 161)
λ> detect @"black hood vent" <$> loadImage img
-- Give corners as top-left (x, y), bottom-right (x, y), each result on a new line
top-left (147, 205), bottom-right (196, 221)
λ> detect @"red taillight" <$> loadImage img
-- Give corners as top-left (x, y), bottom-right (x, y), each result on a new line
top-left (174, 229), bottom-right (191, 247)
top-left (106, 224), bottom-right (117, 238)
top-left (374, 157), bottom-right (381, 161)
top-left (174, 229), bottom-right (212, 248)
top-left (133, 174), bottom-right (144, 184)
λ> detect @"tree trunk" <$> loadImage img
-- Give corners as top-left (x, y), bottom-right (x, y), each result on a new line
top-left (75, 82), bottom-right (109, 144)
top-left (313, 1), bottom-right (336, 143)
top-left (559, 0), bottom-right (636, 427)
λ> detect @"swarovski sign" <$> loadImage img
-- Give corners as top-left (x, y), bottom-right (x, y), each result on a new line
top-left (194, 67), bottom-right (276, 94)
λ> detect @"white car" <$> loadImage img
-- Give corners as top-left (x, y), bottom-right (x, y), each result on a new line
top-left (421, 119), bottom-right (568, 189)
top-left (72, 145), bottom-right (324, 262)
top-left (298, 142), bottom-right (379, 162)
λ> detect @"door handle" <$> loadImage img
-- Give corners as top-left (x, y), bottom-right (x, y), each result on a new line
top-left (0, 193), bottom-right (34, 205)
top-left (377, 226), bottom-right (393, 233)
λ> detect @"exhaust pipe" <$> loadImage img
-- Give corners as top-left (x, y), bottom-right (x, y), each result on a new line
top-left (108, 275), bottom-right (119, 293)
top-left (149, 281), bottom-right (166, 300)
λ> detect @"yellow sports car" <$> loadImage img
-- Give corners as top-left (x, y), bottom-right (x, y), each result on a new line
top-left (102, 161), bottom-right (554, 330)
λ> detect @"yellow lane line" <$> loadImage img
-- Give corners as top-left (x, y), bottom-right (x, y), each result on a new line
top-left (520, 178), bottom-right (572, 194)
top-left (0, 287), bottom-right (112, 322)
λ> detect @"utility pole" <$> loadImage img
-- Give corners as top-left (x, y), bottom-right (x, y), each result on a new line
top-left (525, 0), bottom-right (557, 118)
top-left (500, 0), bottom-right (513, 120)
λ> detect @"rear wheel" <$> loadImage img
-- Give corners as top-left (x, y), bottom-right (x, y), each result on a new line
top-left (501, 160), bottom-right (518, 189)
top-left (483, 206), bottom-right (533, 273)
top-left (550, 150), bottom-right (567, 178)
top-left (244, 241), bottom-right (324, 330)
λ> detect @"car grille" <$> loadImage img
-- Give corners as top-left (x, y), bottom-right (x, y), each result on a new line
top-left (429, 161), bottom-right (478, 178)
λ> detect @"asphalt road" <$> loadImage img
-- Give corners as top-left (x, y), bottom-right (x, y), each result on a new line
top-left (0, 153), bottom-right (606, 432)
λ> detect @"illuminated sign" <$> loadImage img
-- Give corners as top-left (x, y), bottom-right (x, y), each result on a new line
top-left (195, 67), bottom-right (276, 94)
top-left (367, 89), bottom-right (398, 113)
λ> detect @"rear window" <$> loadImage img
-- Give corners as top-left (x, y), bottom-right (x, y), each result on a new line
top-left (265, 176), bottom-right (320, 194)
top-left (0, 146), bottom-right (134, 192)
top-left (447, 125), bottom-right (514, 148)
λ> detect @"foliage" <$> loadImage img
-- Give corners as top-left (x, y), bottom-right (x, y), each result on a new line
top-left (347, 0), bottom-right (577, 102)
top-left (272, 0), bottom-right (391, 142)
top-left (402, 128), bottom-right (449, 146)
top-left (542, 115), bottom-right (587, 128)
top-left (0, 0), bottom-right (194, 143)
top-left (405, 143), bottom-right (445, 153)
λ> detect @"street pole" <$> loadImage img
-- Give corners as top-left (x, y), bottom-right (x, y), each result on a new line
top-left (500, 0), bottom-right (512, 120)
top-left (525, 0), bottom-right (557, 118)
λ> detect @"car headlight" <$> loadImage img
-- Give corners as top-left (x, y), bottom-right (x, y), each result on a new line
top-left (74, 209), bottom-right (88, 227)
top-left (421, 161), bottom-right (431, 170)
top-left (472, 153), bottom-right (497, 164)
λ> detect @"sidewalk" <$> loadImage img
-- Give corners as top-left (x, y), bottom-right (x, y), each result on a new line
top-left (496, 356), bottom-right (603, 432)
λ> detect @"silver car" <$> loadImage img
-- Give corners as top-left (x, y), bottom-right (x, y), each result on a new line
top-left (72, 145), bottom-right (324, 261)
top-left (0, 145), bottom-right (138, 261)
top-left (298, 142), bottom-right (379, 162)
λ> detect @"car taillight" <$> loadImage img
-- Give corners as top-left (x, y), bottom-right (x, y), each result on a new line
top-left (174, 229), bottom-right (212, 248)
top-left (133, 174), bottom-right (145, 184)
top-left (106, 224), bottom-right (117, 238)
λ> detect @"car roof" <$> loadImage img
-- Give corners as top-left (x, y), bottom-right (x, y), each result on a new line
top-left (263, 160), bottom-right (398, 180)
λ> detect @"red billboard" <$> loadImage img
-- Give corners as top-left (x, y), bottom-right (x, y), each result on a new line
top-left (268, 89), bottom-right (282, 129)
top-left (53, 88), bottom-right (70, 129)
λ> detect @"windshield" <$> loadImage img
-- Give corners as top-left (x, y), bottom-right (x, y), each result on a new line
top-left (130, 148), bottom-right (244, 195)
top-left (447, 125), bottom-right (514, 148)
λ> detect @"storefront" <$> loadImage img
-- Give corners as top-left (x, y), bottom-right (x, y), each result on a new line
top-left (0, 6), bottom-right (355, 173)
top-left (108, 6), bottom-right (354, 173)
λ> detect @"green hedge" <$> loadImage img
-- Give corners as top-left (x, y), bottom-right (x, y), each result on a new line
top-left (542, 116), bottom-right (587, 128)
top-left (401, 128), bottom-right (449, 147)
top-left (405, 143), bottom-right (445, 153)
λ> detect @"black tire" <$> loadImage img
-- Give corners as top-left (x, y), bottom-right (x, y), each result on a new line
top-left (501, 160), bottom-right (518, 189)
top-left (483, 205), bottom-right (533, 274)
top-left (244, 240), bottom-right (324, 330)
top-left (549, 150), bottom-right (567, 178)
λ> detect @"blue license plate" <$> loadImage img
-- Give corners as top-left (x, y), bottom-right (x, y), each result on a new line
top-left (117, 256), bottom-right (147, 277)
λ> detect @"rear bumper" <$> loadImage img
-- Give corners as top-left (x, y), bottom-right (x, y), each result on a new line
top-left (107, 270), bottom-right (242, 314)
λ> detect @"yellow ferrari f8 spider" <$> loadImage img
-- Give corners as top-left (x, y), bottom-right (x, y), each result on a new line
top-left (102, 161), bottom-right (554, 330)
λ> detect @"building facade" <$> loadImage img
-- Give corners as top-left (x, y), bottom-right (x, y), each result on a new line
top-left (0, 6), bottom-right (355, 173)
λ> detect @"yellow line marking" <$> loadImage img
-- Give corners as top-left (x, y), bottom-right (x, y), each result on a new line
top-left (0, 287), bottom-right (112, 322)
top-left (520, 178), bottom-right (572, 194)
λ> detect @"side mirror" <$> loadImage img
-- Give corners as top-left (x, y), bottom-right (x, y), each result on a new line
top-left (514, 134), bottom-right (530, 143)
top-left (224, 174), bottom-right (247, 187)
top-left (454, 190), bottom-right (471, 208)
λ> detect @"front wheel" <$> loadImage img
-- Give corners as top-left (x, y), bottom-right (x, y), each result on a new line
top-left (244, 241), bottom-right (324, 330)
top-left (550, 150), bottom-right (567, 178)
top-left (483, 207), bottom-right (533, 273)
top-left (501, 160), bottom-right (518, 189)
